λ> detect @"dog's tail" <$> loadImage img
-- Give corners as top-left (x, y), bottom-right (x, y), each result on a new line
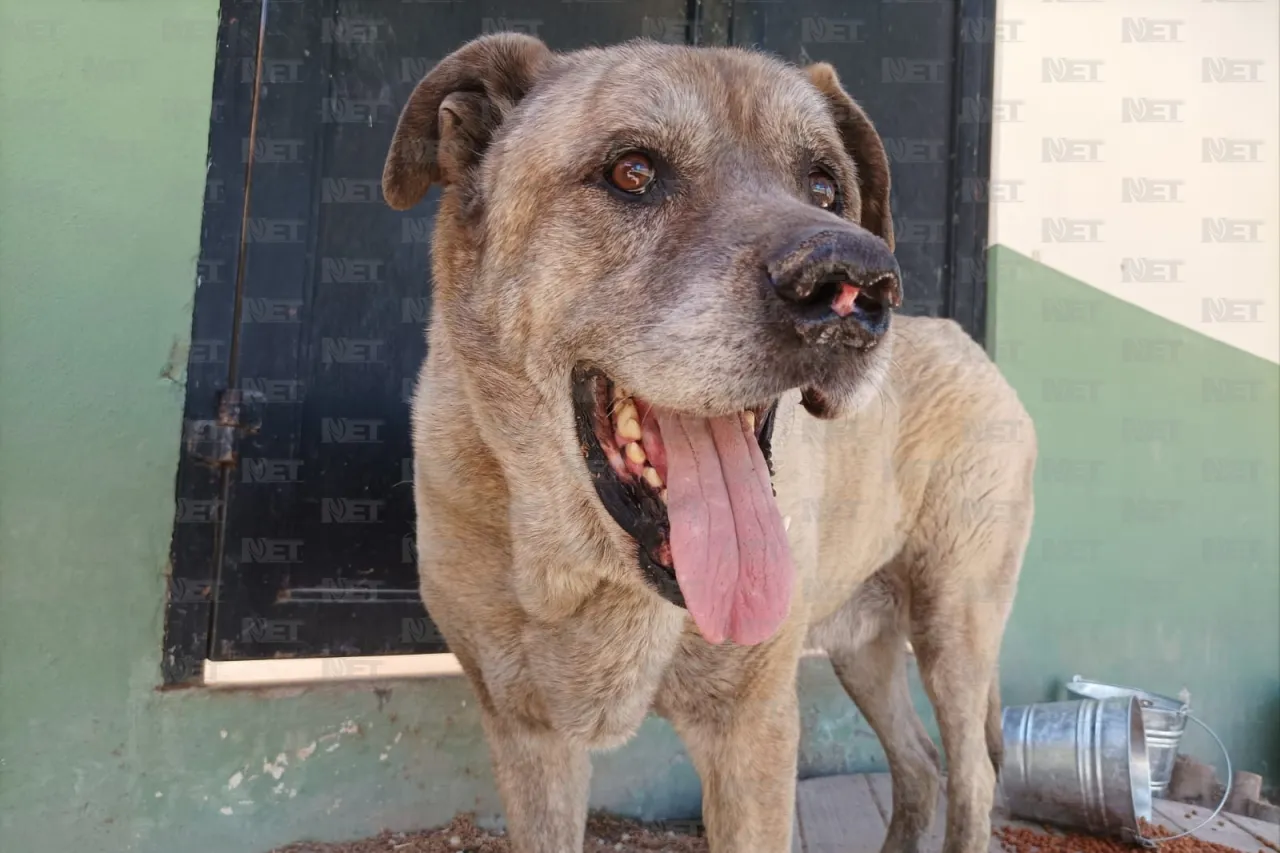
top-left (986, 674), bottom-right (1004, 780)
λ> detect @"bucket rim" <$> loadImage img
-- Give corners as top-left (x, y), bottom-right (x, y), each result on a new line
top-left (1123, 695), bottom-right (1155, 833)
top-left (1067, 676), bottom-right (1188, 714)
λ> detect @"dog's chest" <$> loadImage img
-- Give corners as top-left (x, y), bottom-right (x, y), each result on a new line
top-left (768, 394), bottom-right (907, 615)
top-left (491, 590), bottom-right (688, 749)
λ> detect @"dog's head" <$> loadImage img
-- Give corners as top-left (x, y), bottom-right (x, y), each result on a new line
top-left (385, 35), bottom-right (900, 646)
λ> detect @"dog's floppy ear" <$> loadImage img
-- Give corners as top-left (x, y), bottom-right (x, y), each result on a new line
top-left (804, 62), bottom-right (895, 252)
top-left (382, 33), bottom-right (553, 211)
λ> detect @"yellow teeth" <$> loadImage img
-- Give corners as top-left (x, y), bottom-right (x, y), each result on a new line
top-left (643, 467), bottom-right (663, 489)
top-left (744, 410), bottom-right (756, 431)
top-left (625, 442), bottom-right (647, 465)
top-left (617, 418), bottom-right (642, 442)
top-left (615, 400), bottom-right (642, 441)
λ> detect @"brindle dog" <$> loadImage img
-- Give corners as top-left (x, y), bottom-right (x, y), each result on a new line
top-left (382, 33), bottom-right (1036, 853)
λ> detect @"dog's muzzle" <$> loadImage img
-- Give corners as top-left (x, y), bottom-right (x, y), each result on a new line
top-left (764, 227), bottom-right (902, 343)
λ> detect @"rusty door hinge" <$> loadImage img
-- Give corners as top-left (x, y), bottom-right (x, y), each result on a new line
top-left (184, 388), bottom-right (266, 467)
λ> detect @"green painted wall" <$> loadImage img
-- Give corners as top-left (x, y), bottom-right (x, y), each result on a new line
top-left (990, 246), bottom-right (1280, 779)
top-left (0, 3), bottom-right (1274, 852)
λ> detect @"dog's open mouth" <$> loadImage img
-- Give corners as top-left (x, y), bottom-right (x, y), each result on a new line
top-left (572, 367), bottom-right (795, 646)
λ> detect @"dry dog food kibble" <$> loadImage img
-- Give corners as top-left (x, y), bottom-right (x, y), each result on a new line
top-left (993, 819), bottom-right (1267, 853)
top-left (270, 812), bottom-right (710, 853)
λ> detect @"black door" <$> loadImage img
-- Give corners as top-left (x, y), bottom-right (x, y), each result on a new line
top-left (163, 0), bottom-right (993, 685)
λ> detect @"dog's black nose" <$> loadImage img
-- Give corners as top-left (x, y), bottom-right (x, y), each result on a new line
top-left (764, 228), bottom-right (902, 339)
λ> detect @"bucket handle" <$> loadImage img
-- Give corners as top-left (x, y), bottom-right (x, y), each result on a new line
top-left (1132, 711), bottom-right (1232, 848)
top-left (1069, 674), bottom-right (1191, 715)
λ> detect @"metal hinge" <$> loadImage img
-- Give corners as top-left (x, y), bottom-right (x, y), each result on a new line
top-left (184, 388), bottom-right (265, 467)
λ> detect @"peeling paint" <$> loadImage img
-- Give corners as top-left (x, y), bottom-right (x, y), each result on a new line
top-left (296, 741), bottom-right (317, 761)
top-left (379, 752), bottom-right (388, 761)
top-left (219, 807), bottom-right (233, 816)
top-left (263, 752), bottom-right (288, 780)
top-left (393, 732), bottom-right (402, 744)
top-left (219, 729), bottom-right (228, 739)
top-left (324, 742), bottom-right (340, 753)
top-left (226, 771), bottom-right (244, 790)
top-left (272, 783), bottom-right (285, 795)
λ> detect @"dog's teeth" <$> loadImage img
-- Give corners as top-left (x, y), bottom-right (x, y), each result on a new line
top-left (615, 401), bottom-right (642, 441)
top-left (625, 442), bottom-right (647, 465)
top-left (643, 466), bottom-right (663, 489)
top-left (659, 488), bottom-right (668, 504)
top-left (743, 410), bottom-right (756, 431)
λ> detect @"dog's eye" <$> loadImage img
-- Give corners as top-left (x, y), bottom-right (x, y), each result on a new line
top-left (808, 169), bottom-right (839, 210)
top-left (607, 152), bottom-right (656, 194)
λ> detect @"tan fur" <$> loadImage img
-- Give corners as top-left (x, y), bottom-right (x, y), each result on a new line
top-left (385, 34), bottom-right (1037, 853)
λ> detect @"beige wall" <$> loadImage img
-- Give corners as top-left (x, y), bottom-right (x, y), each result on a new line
top-left (991, 0), bottom-right (1279, 363)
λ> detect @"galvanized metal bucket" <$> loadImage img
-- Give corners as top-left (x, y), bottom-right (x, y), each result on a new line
top-left (1065, 675), bottom-right (1187, 797)
top-left (1003, 694), bottom-right (1234, 847)
top-left (1002, 695), bottom-right (1154, 840)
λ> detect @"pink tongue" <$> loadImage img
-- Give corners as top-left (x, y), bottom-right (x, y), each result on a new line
top-left (655, 411), bottom-right (795, 646)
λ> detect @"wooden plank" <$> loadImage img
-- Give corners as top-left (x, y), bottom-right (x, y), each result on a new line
top-left (867, 772), bottom-right (1021, 853)
top-left (1155, 800), bottom-right (1271, 852)
top-left (851, 774), bottom-right (1255, 853)
top-left (1222, 811), bottom-right (1280, 852)
top-left (864, 773), bottom-right (894, 825)
top-left (797, 775), bottom-right (887, 853)
top-left (866, 773), bottom-right (947, 853)
top-left (1143, 802), bottom-right (1190, 838)
top-left (1244, 804), bottom-right (1280, 830)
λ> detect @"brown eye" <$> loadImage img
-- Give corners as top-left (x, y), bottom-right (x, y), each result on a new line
top-left (608, 152), bottom-right (656, 194)
top-left (808, 169), bottom-right (839, 210)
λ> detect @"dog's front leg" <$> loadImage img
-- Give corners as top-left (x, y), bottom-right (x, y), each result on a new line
top-left (481, 712), bottom-right (592, 853)
top-left (659, 640), bottom-right (802, 853)
top-left (913, 557), bottom-right (1020, 853)
top-left (676, 689), bottom-right (800, 851)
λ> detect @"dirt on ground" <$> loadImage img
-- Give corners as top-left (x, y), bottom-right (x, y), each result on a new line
top-left (269, 812), bottom-right (709, 853)
top-left (269, 810), bottom-right (1279, 853)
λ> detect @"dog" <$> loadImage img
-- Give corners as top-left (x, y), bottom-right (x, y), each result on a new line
top-left (382, 33), bottom-right (1037, 853)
